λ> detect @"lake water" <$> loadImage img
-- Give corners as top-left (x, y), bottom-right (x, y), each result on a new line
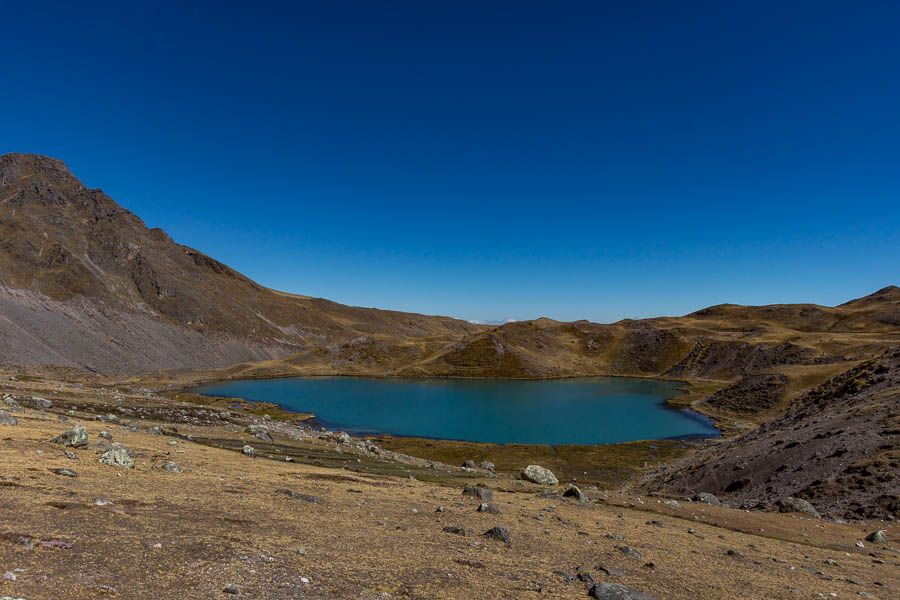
top-left (192, 376), bottom-right (718, 445)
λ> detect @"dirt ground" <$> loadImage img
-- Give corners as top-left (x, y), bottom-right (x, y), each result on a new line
top-left (1, 404), bottom-right (897, 600)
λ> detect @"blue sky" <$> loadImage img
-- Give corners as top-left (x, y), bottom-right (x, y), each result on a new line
top-left (2, 1), bottom-right (898, 323)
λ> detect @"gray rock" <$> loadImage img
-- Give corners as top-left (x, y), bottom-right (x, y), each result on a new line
top-left (0, 411), bottom-right (17, 426)
top-left (692, 492), bottom-right (721, 506)
top-left (223, 583), bottom-right (239, 594)
top-left (462, 459), bottom-right (476, 469)
top-left (605, 533), bottom-right (625, 541)
top-left (247, 423), bottom-right (273, 442)
top-left (52, 468), bottom-right (78, 477)
top-left (98, 430), bottom-right (112, 440)
top-left (442, 526), bottom-right (465, 536)
top-left (262, 413), bottom-right (272, 421)
top-left (664, 499), bottom-right (681, 509)
top-left (2, 572), bottom-right (15, 582)
top-left (477, 503), bottom-right (502, 514)
top-left (97, 413), bottom-right (119, 424)
top-left (563, 485), bottom-right (588, 503)
top-left (462, 484), bottom-right (493, 501)
top-left (522, 464), bottom-right (558, 485)
top-left (65, 450), bottom-right (78, 460)
top-left (483, 525), bottom-right (511, 547)
top-left (218, 411), bottom-right (231, 420)
top-left (1, 394), bottom-right (23, 412)
top-left (162, 461), bottom-right (183, 473)
top-left (778, 496), bottom-right (821, 518)
top-left (242, 444), bottom-right (256, 457)
top-left (99, 443), bottom-right (135, 468)
top-left (865, 530), bottom-right (887, 544)
top-left (589, 583), bottom-right (657, 600)
top-left (596, 563), bottom-right (625, 578)
top-left (616, 545), bottom-right (642, 560)
top-left (479, 460), bottom-right (495, 471)
top-left (31, 396), bottom-right (52, 408)
top-left (275, 489), bottom-right (327, 504)
top-left (167, 440), bottom-right (178, 447)
top-left (145, 426), bottom-right (162, 435)
top-left (51, 425), bottom-right (89, 448)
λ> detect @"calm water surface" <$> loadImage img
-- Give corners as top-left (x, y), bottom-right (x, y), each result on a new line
top-left (193, 377), bottom-right (718, 445)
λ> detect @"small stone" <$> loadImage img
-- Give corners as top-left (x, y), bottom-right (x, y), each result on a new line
top-left (479, 460), bottom-right (496, 471)
top-left (145, 426), bottom-right (162, 435)
top-left (726, 549), bottom-right (744, 558)
top-left (262, 413), bottom-right (272, 421)
top-left (98, 430), bottom-right (113, 441)
top-left (95, 498), bottom-right (113, 506)
top-left (242, 445), bottom-right (256, 457)
top-left (3, 571), bottom-right (16, 582)
top-left (664, 499), bottom-right (681, 509)
top-left (65, 450), bottom-right (78, 460)
top-left (442, 526), bottom-right (465, 536)
top-left (522, 464), bottom-right (558, 485)
top-left (223, 583), bottom-right (239, 594)
top-left (218, 411), bottom-right (231, 419)
top-left (477, 503), bottom-right (502, 514)
top-left (52, 468), bottom-right (78, 477)
top-left (162, 461), bottom-right (183, 473)
top-left (97, 413), bottom-right (119, 424)
top-left (298, 547), bottom-right (307, 555)
top-left (167, 440), bottom-right (178, 446)
top-left (0, 411), bottom-right (17, 426)
top-left (605, 533), bottom-right (625, 541)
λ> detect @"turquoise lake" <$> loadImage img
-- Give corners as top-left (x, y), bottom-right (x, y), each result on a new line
top-left (193, 376), bottom-right (718, 445)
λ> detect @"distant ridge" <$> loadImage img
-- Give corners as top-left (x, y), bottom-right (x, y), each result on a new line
top-left (0, 153), bottom-right (482, 372)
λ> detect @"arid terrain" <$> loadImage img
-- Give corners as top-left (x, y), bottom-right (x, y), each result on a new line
top-left (1, 152), bottom-right (898, 598)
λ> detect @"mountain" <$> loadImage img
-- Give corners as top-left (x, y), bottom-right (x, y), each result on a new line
top-left (0, 153), bottom-right (482, 372)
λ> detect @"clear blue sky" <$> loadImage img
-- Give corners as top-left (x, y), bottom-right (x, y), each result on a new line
top-left (2, 1), bottom-right (898, 323)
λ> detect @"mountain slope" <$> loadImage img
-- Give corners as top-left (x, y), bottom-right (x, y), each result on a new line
top-left (0, 153), bottom-right (482, 372)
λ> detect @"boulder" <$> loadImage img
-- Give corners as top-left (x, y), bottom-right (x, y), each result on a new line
top-left (778, 497), bottom-right (820, 519)
top-left (462, 485), bottom-right (493, 501)
top-left (31, 396), bottom-right (52, 409)
top-left (692, 492), bottom-right (721, 506)
top-left (522, 464), bottom-right (558, 485)
top-left (247, 423), bottom-right (273, 442)
top-left (865, 530), bottom-right (887, 544)
top-left (479, 460), bottom-right (496, 471)
top-left (0, 411), bottom-right (16, 426)
top-left (242, 444), bottom-right (256, 457)
top-left (462, 459), bottom-right (476, 469)
top-left (51, 425), bottom-right (89, 448)
top-left (563, 485), bottom-right (588, 503)
top-left (483, 525), bottom-right (511, 547)
top-left (99, 443), bottom-right (135, 468)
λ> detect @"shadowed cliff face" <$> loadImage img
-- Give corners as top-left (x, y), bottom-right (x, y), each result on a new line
top-left (0, 153), bottom-right (482, 372)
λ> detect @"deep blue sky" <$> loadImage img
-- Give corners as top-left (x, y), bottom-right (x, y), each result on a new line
top-left (2, 1), bottom-right (898, 323)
